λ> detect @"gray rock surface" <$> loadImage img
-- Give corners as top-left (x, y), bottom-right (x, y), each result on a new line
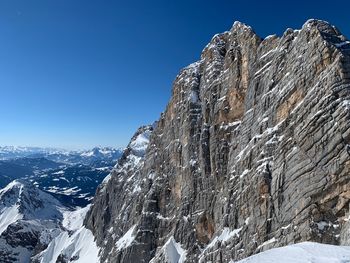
top-left (85, 19), bottom-right (350, 262)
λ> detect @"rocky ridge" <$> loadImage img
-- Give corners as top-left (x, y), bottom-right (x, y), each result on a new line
top-left (85, 19), bottom-right (350, 263)
top-left (0, 180), bottom-right (99, 263)
top-left (0, 180), bottom-right (64, 262)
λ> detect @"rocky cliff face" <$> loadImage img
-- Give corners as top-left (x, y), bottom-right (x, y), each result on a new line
top-left (85, 19), bottom-right (350, 262)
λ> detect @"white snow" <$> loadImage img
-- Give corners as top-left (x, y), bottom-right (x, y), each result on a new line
top-left (189, 159), bottom-right (197, 167)
top-left (281, 224), bottom-right (291, 230)
top-left (46, 186), bottom-right (81, 196)
top-left (257, 237), bottom-right (277, 249)
top-left (40, 227), bottom-right (99, 263)
top-left (184, 61), bottom-right (201, 71)
top-left (62, 205), bottom-right (90, 231)
top-left (189, 90), bottom-right (199, 103)
top-left (116, 225), bottom-right (137, 251)
top-left (101, 173), bottom-right (112, 185)
top-left (205, 227), bottom-right (242, 252)
top-left (260, 47), bottom-right (278, 59)
top-left (38, 205), bottom-right (99, 263)
top-left (0, 181), bottom-right (24, 235)
top-left (164, 237), bottom-right (187, 263)
top-left (254, 61), bottom-right (272, 76)
top-left (335, 41), bottom-right (350, 48)
top-left (218, 95), bottom-right (227, 101)
top-left (232, 242), bottom-right (350, 263)
top-left (157, 214), bottom-right (172, 221)
top-left (95, 166), bottom-right (109, 171)
top-left (0, 180), bottom-right (64, 231)
top-left (239, 169), bottom-right (249, 178)
top-left (200, 226), bottom-right (243, 261)
top-left (149, 236), bottom-right (187, 263)
top-left (148, 172), bottom-right (156, 180)
top-left (0, 180), bottom-right (23, 196)
top-left (52, 170), bottom-right (64, 175)
top-left (81, 151), bottom-right (94, 157)
top-left (129, 129), bottom-right (152, 156)
top-left (0, 180), bottom-right (69, 262)
top-left (0, 204), bottom-right (22, 235)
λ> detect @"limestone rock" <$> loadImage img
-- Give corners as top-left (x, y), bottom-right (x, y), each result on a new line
top-left (85, 19), bottom-right (350, 262)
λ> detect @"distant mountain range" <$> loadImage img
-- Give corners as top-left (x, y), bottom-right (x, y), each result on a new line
top-left (0, 146), bottom-right (123, 207)
top-left (0, 146), bottom-right (124, 261)
top-left (0, 146), bottom-right (123, 166)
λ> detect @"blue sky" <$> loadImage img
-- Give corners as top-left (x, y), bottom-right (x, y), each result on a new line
top-left (0, 0), bottom-right (349, 149)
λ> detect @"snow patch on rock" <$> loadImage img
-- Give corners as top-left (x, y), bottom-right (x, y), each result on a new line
top-left (150, 236), bottom-right (187, 263)
top-left (164, 237), bottom-right (187, 263)
top-left (116, 225), bottom-right (137, 251)
top-left (130, 129), bottom-right (152, 156)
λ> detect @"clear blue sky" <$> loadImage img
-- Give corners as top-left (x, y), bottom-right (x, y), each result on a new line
top-left (0, 0), bottom-right (349, 149)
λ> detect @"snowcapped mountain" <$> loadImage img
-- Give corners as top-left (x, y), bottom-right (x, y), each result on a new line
top-left (0, 146), bottom-right (123, 167)
top-left (0, 180), bottom-right (64, 262)
top-left (0, 180), bottom-right (63, 222)
top-left (34, 205), bottom-right (99, 263)
top-left (0, 180), bottom-right (98, 263)
top-left (44, 147), bottom-right (123, 167)
top-left (0, 146), bottom-right (66, 160)
top-left (80, 147), bottom-right (121, 159)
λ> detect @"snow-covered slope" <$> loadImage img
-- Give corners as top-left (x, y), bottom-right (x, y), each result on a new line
top-left (36, 205), bottom-right (99, 263)
top-left (0, 203), bottom-right (22, 236)
top-left (233, 242), bottom-right (350, 263)
top-left (0, 180), bottom-right (63, 221)
top-left (150, 237), bottom-right (187, 263)
top-left (0, 180), bottom-right (65, 262)
top-left (0, 180), bottom-right (100, 263)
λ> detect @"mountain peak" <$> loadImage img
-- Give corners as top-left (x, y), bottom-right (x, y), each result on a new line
top-left (0, 180), bottom-right (63, 222)
top-left (85, 19), bottom-right (350, 263)
top-left (231, 20), bottom-right (254, 33)
top-left (302, 18), bottom-right (340, 34)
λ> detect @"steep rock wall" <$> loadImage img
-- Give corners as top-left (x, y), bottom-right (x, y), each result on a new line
top-left (85, 20), bottom-right (350, 263)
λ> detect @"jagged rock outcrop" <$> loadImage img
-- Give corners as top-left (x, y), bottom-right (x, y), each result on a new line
top-left (85, 19), bottom-right (350, 262)
top-left (84, 125), bottom-right (154, 262)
